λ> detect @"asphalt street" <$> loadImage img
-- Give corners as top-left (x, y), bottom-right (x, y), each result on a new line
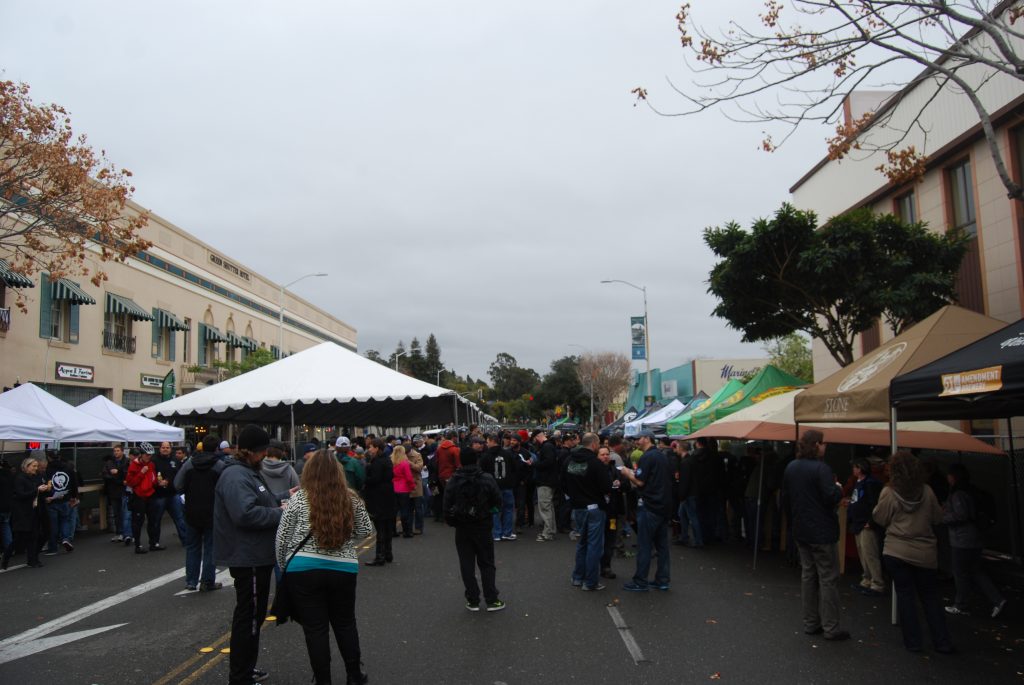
top-left (1, 518), bottom-right (1022, 685)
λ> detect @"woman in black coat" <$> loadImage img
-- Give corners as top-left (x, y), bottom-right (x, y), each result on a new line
top-left (7, 458), bottom-right (51, 568)
top-left (362, 438), bottom-right (395, 566)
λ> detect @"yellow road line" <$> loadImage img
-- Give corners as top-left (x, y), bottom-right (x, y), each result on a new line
top-left (150, 630), bottom-right (230, 685)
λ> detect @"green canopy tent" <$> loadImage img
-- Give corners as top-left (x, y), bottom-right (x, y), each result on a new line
top-left (685, 365), bottom-right (809, 434)
top-left (666, 379), bottom-right (745, 437)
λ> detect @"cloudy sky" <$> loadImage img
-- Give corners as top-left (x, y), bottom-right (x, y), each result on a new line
top-left (1, 1), bottom-right (832, 381)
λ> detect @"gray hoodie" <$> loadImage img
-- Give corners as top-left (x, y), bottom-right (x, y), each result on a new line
top-left (213, 457), bottom-right (284, 567)
top-left (261, 458), bottom-right (299, 495)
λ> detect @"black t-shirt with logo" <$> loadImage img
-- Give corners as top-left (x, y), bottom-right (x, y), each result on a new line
top-left (635, 447), bottom-right (672, 517)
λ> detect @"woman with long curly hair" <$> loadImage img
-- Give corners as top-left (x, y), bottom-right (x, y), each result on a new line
top-left (276, 449), bottom-right (373, 685)
top-left (872, 450), bottom-right (953, 654)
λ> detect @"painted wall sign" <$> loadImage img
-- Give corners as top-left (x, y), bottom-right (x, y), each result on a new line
top-left (140, 374), bottom-right (163, 389)
top-left (55, 362), bottom-right (94, 383)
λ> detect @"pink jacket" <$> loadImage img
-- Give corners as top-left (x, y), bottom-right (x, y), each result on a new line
top-left (392, 459), bottom-right (415, 494)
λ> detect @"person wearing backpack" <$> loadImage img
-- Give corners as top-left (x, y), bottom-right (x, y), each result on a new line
top-left (943, 464), bottom-right (1007, 618)
top-left (443, 440), bottom-right (504, 612)
top-left (175, 440), bottom-right (226, 592)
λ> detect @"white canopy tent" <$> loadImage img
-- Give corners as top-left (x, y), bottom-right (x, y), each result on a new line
top-left (0, 383), bottom-right (127, 442)
top-left (624, 399), bottom-right (685, 437)
top-left (140, 342), bottom-right (469, 426)
top-left (0, 406), bottom-right (58, 442)
top-left (78, 395), bottom-right (184, 443)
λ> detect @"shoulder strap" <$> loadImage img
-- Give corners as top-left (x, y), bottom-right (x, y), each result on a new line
top-left (282, 530), bottom-right (315, 571)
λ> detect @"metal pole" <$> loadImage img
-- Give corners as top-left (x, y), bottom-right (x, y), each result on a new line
top-left (290, 404), bottom-right (297, 464)
top-left (1007, 418), bottom-right (1022, 563)
top-left (753, 453), bottom-right (765, 571)
top-left (277, 284), bottom-right (285, 356)
top-left (643, 285), bottom-right (651, 401)
top-left (890, 406), bottom-right (899, 626)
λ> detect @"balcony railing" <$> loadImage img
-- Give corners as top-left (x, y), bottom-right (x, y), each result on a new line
top-left (102, 329), bottom-right (136, 354)
top-left (0, 307), bottom-right (9, 333)
top-left (180, 363), bottom-right (224, 388)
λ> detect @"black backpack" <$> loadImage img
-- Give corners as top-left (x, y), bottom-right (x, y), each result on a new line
top-left (444, 471), bottom-right (489, 526)
top-left (971, 486), bottom-right (997, 530)
top-left (184, 464), bottom-right (219, 529)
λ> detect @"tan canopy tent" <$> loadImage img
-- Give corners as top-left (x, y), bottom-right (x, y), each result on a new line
top-left (794, 306), bottom-right (1007, 423)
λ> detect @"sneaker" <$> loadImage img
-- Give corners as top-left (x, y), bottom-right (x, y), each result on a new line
top-left (581, 583), bottom-right (606, 591)
top-left (486, 600), bottom-right (506, 612)
top-left (622, 581), bottom-right (649, 592)
top-left (149, 544), bottom-right (167, 552)
top-left (945, 606), bottom-right (970, 616)
top-left (501, 534), bottom-right (517, 541)
top-left (569, 531), bottom-right (581, 541)
top-left (110, 535), bottom-right (123, 543)
top-left (62, 540), bottom-right (74, 552)
top-left (466, 601), bottom-right (480, 612)
top-left (493, 537), bottom-right (502, 542)
top-left (252, 668), bottom-right (268, 680)
top-left (571, 579), bottom-right (582, 588)
top-left (652, 582), bottom-right (670, 591)
top-left (43, 550), bottom-right (59, 556)
top-left (134, 546), bottom-right (148, 555)
top-left (992, 599), bottom-right (1008, 618)
top-left (123, 536), bottom-right (133, 547)
top-left (200, 581), bottom-right (224, 592)
top-left (185, 584), bottom-right (198, 592)
top-left (535, 535), bottom-right (550, 542)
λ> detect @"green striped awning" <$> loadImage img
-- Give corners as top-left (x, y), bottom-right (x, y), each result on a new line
top-left (0, 259), bottom-right (33, 288)
top-left (51, 278), bottom-right (96, 305)
top-left (240, 336), bottom-right (260, 351)
top-left (203, 324), bottom-right (228, 342)
top-left (155, 308), bottom-right (190, 331)
top-left (226, 331), bottom-right (255, 349)
top-left (105, 293), bottom-right (153, 321)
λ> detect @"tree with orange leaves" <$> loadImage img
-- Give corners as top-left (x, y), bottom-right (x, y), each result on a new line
top-left (0, 80), bottom-right (150, 309)
top-left (634, 1), bottom-right (1024, 200)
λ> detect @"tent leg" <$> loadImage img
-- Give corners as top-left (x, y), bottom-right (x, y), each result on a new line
top-left (290, 405), bottom-right (297, 462)
top-left (753, 453), bottom-right (765, 571)
top-left (890, 406), bottom-right (899, 625)
top-left (1008, 419), bottom-right (1022, 564)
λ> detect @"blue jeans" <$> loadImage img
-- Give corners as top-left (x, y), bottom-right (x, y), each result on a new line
top-left (572, 507), bottom-right (606, 589)
top-left (185, 523), bottom-right (216, 587)
top-left (413, 496), bottom-right (426, 533)
top-left (121, 493), bottom-right (133, 538)
top-left (678, 495), bottom-right (702, 546)
top-left (151, 495), bottom-right (188, 544)
top-left (47, 500), bottom-right (73, 551)
top-left (633, 506), bottom-right (670, 587)
top-left (884, 554), bottom-right (953, 651)
top-left (492, 489), bottom-right (515, 539)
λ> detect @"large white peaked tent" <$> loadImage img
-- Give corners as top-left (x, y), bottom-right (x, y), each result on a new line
top-left (78, 395), bottom-right (184, 442)
top-left (0, 383), bottom-right (127, 442)
top-left (0, 406), bottom-right (58, 442)
top-left (140, 342), bottom-right (466, 426)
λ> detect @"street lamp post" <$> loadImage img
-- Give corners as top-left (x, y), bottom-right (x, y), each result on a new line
top-left (279, 272), bottom-right (328, 356)
top-left (394, 350), bottom-right (409, 371)
top-left (600, 279), bottom-right (652, 402)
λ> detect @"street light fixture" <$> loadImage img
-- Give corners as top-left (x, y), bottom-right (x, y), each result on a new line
top-left (278, 272), bottom-right (328, 355)
top-left (600, 279), bottom-right (652, 403)
top-left (394, 350), bottom-right (409, 371)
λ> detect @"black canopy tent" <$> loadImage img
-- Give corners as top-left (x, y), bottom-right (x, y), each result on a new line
top-left (599, 406), bottom-right (639, 437)
top-left (890, 317), bottom-right (1024, 560)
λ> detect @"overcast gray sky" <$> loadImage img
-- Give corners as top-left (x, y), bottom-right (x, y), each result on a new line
top-left (1, 1), bottom-right (832, 382)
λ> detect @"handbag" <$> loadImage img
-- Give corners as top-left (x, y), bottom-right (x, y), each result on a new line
top-left (270, 529), bottom-right (314, 626)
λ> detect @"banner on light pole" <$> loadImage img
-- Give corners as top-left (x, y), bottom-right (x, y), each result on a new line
top-left (630, 316), bottom-right (646, 360)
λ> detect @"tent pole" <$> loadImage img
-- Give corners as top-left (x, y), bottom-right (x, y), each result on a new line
top-left (753, 451), bottom-right (765, 571)
top-left (290, 405), bottom-right (296, 463)
top-left (890, 405), bottom-right (899, 626)
top-left (1008, 418), bottom-right (1022, 564)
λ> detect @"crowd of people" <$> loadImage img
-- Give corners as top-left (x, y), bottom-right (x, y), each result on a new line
top-left (0, 421), bottom-right (1013, 681)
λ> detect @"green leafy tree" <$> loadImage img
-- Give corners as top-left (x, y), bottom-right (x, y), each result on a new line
top-left (364, 349), bottom-right (387, 366)
top-left (213, 347), bottom-right (276, 379)
top-left (406, 337), bottom-right (427, 380)
top-left (425, 334), bottom-right (443, 383)
top-left (705, 203), bottom-right (967, 367)
top-left (764, 333), bottom-right (813, 383)
top-left (535, 355), bottom-right (587, 419)
top-left (488, 352), bottom-right (541, 401)
top-left (388, 340), bottom-right (407, 371)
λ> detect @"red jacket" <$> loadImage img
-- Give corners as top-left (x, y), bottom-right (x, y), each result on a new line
top-left (125, 459), bottom-right (157, 498)
top-left (436, 440), bottom-right (461, 483)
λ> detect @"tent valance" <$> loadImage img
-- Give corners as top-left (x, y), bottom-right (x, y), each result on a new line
top-left (51, 278), bottom-right (95, 305)
top-left (154, 308), bottom-right (190, 332)
top-left (0, 259), bottom-right (33, 288)
top-left (106, 293), bottom-right (153, 321)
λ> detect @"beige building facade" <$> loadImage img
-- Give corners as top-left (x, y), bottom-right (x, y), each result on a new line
top-left (0, 203), bottom-right (356, 411)
top-left (791, 23), bottom-right (1024, 382)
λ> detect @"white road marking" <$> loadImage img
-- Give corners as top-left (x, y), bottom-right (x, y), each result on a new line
top-left (0, 564), bottom-right (26, 573)
top-left (174, 568), bottom-right (231, 596)
top-left (607, 606), bottom-right (647, 664)
top-left (0, 624), bottom-right (128, 665)
top-left (0, 565), bottom-right (184, 665)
